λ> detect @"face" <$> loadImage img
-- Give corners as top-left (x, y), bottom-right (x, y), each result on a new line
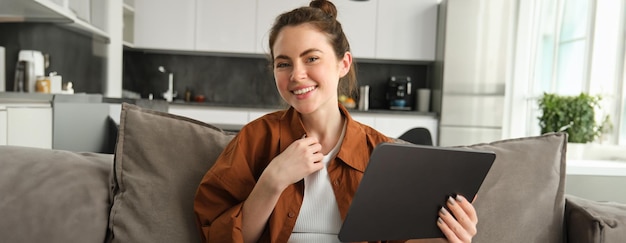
top-left (272, 23), bottom-right (351, 115)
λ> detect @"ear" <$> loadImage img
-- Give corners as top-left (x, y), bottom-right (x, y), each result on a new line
top-left (338, 51), bottom-right (352, 78)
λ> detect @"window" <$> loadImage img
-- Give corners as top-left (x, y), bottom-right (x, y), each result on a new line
top-left (530, 0), bottom-right (626, 145)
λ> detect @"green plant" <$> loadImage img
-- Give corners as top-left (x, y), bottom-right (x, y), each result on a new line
top-left (537, 92), bottom-right (611, 143)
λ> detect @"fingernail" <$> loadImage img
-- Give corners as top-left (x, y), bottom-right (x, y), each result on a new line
top-left (437, 217), bottom-right (443, 224)
top-left (440, 207), bottom-right (448, 215)
top-left (456, 195), bottom-right (465, 202)
top-left (448, 196), bottom-right (455, 205)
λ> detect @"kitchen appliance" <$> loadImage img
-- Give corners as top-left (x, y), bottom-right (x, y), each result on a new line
top-left (386, 76), bottom-right (413, 110)
top-left (435, 0), bottom-right (513, 146)
top-left (0, 46), bottom-right (5, 92)
top-left (13, 50), bottom-right (45, 92)
top-left (358, 85), bottom-right (369, 111)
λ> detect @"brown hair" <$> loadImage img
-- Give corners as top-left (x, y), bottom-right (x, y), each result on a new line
top-left (268, 0), bottom-right (357, 97)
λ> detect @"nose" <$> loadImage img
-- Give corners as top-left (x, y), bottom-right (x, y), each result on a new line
top-left (290, 62), bottom-right (306, 82)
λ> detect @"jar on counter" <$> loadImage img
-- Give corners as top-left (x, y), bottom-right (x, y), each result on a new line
top-left (35, 76), bottom-right (51, 93)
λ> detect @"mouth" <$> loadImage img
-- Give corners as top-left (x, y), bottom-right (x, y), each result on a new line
top-left (292, 86), bottom-right (317, 95)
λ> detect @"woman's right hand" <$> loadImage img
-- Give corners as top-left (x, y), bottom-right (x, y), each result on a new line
top-left (259, 135), bottom-right (325, 192)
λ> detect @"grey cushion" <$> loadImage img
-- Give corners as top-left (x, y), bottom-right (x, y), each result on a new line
top-left (0, 146), bottom-right (113, 243)
top-left (107, 103), bottom-right (235, 243)
top-left (458, 132), bottom-right (567, 243)
top-left (565, 194), bottom-right (626, 243)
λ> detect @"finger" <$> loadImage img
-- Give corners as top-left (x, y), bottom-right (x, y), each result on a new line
top-left (446, 196), bottom-right (477, 236)
top-left (437, 216), bottom-right (461, 243)
top-left (439, 207), bottom-right (472, 242)
top-left (455, 195), bottom-right (478, 223)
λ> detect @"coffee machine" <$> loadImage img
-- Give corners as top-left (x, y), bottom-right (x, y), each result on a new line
top-left (386, 76), bottom-right (413, 110)
top-left (14, 50), bottom-right (45, 92)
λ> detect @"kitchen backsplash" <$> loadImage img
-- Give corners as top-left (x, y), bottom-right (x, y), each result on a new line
top-left (0, 23), bottom-right (107, 93)
top-left (124, 50), bottom-right (431, 110)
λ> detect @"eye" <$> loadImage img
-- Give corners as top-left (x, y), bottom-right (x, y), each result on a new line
top-left (275, 62), bottom-right (291, 68)
top-left (306, 56), bottom-right (319, 63)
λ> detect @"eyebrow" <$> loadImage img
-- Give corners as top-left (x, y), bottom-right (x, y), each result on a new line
top-left (274, 48), bottom-right (323, 61)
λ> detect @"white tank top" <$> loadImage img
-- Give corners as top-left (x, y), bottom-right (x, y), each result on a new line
top-left (288, 121), bottom-right (347, 243)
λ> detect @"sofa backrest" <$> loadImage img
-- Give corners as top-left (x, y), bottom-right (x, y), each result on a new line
top-left (0, 145), bottom-right (113, 243)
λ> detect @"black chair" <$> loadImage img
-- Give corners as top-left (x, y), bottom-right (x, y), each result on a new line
top-left (398, 127), bottom-right (433, 146)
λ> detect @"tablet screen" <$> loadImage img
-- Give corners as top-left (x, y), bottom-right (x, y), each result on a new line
top-left (338, 143), bottom-right (495, 242)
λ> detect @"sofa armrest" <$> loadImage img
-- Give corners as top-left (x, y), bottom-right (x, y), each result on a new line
top-left (565, 194), bottom-right (626, 243)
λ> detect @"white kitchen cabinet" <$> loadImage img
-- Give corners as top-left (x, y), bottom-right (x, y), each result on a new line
top-left (68, 0), bottom-right (90, 23)
top-left (133, 0), bottom-right (196, 51)
top-left (350, 113), bottom-right (376, 128)
top-left (248, 109), bottom-right (277, 122)
top-left (334, 0), bottom-right (378, 59)
top-left (255, 0), bottom-right (310, 54)
top-left (375, 114), bottom-right (438, 144)
top-left (5, 105), bottom-right (53, 149)
top-left (439, 126), bottom-right (502, 147)
top-left (168, 105), bottom-right (249, 126)
top-left (0, 110), bottom-right (7, 145)
top-left (168, 105), bottom-right (438, 144)
top-left (254, 0), bottom-right (379, 58)
top-left (376, 0), bottom-right (438, 61)
top-left (195, 0), bottom-right (257, 53)
top-left (123, 2), bottom-right (135, 46)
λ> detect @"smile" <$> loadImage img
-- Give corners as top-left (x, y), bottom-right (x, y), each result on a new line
top-left (292, 86), bottom-right (317, 95)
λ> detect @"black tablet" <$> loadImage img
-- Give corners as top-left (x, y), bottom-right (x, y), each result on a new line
top-left (338, 143), bottom-right (495, 242)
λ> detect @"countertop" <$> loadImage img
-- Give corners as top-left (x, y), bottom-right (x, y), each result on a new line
top-left (1, 92), bottom-right (438, 117)
top-left (0, 92), bottom-right (102, 103)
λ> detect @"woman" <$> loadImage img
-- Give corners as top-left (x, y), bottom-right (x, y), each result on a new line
top-left (194, 1), bottom-right (478, 242)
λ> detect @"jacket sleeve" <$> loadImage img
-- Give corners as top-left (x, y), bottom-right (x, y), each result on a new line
top-left (194, 134), bottom-right (259, 243)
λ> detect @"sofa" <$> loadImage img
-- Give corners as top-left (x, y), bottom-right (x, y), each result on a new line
top-left (1, 103), bottom-right (626, 243)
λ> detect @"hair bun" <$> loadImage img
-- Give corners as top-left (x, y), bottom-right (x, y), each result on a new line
top-left (309, 0), bottom-right (338, 19)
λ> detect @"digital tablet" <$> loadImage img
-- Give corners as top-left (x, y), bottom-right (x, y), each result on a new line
top-left (338, 142), bottom-right (495, 242)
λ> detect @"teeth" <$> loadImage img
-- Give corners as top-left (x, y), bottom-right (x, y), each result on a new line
top-left (293, 86), bottom-right (316, 95)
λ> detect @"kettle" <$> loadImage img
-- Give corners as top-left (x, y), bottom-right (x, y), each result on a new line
top-left (13, 50), bottom-right (44, 92)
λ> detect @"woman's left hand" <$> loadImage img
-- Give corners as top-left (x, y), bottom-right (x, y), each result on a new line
top-left (437, 195), bottom-right (478, 243)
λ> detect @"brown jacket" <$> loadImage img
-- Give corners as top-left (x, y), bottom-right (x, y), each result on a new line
top-left (194, 105), bottom-right (394, 243)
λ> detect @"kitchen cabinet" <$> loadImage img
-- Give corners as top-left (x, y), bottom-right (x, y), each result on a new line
top-left (254, 0), bottom-right (379, 58)
top-left (195, 0), bottom-right (257, 53)
top-left (0, 110), bottom-right (6, 146)
top-left (128, 0), bottom-right (437, 61)
top-left (168, 105), bottom-right (250, 127)
top-left (371, 113), bottom-right (438, 144)
top-left (0, 104), bottom-right (53, 149)
top-left (376, 0), bottom-right (438, 61)
top-left (0, 0), bottom-right (110, 40)
top-left (334, 0), bottom-right (378, 59)
top-left (133, 0), bottom-right (196, 51)
top-left (123, 1), bottom-right (135, 46)
top-left (168, 105), bottom-right (438, 144)
top-left (255, 0), bottom-right (310, 54)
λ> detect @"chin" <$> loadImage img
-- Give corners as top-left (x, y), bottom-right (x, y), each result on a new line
top-left (290, 101), bottom-right (319, 114)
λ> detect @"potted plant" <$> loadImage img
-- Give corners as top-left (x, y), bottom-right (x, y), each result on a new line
top-left (537, 92), bottom-right (612, 144)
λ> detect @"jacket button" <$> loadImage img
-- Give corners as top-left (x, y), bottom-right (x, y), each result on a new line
top-left (288, 212), bottom-right (295, 218)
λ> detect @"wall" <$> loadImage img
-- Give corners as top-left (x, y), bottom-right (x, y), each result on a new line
top-left (123, 49), bottom-right (432, 110)
top-left (0, 23), bottom-right (107, 94)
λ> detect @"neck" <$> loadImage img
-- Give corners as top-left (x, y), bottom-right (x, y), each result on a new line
top-left (300, 104), bottom-right (344, 155)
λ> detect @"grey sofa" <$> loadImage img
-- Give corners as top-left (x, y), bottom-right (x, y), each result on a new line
top-left (1, 103), bottom-right (625, 243)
